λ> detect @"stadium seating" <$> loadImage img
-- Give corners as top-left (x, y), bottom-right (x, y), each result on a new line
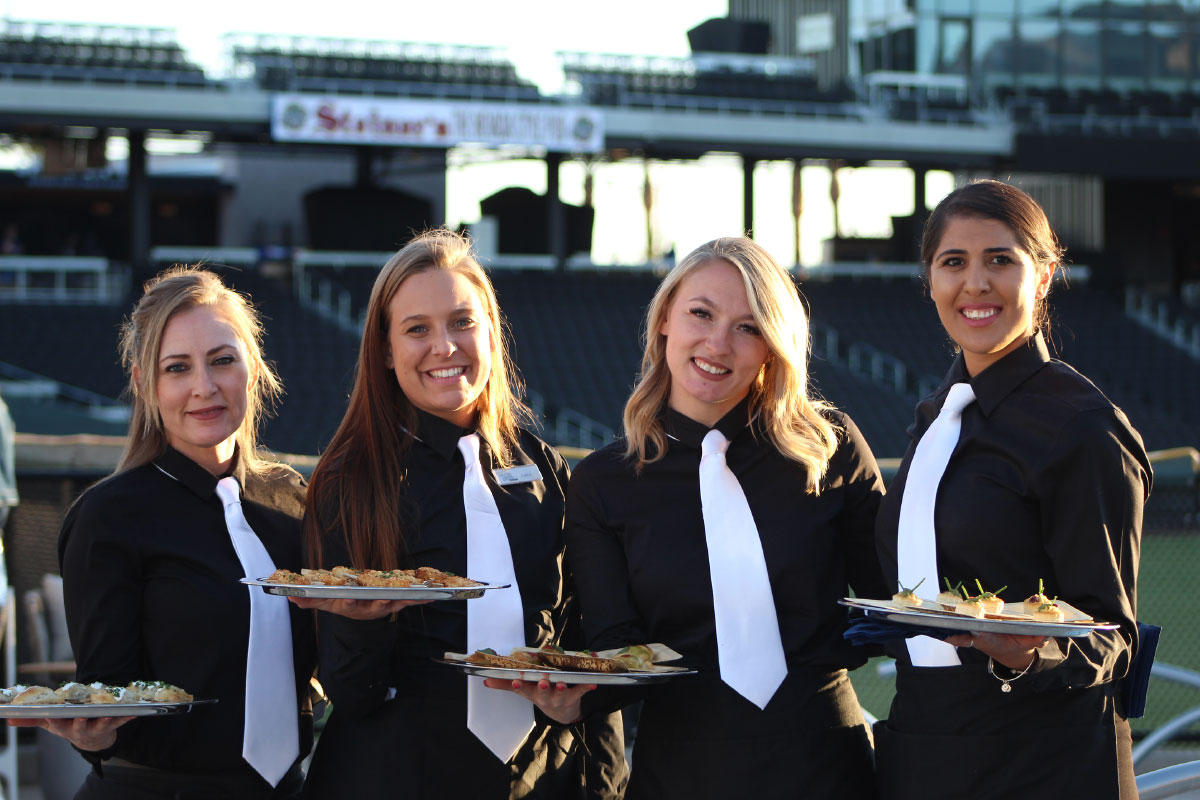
top-left (230, 35), bottom-right (539, 101)
top-left (0, 21), bottom-right (210, 87)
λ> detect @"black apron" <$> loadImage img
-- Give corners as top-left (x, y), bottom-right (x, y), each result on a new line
top-left (627, 667), bottom-right (878, 800)
top-left (876, 656), bottom-right (1136, 800)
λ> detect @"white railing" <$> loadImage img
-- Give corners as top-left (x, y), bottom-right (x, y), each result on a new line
top-left (1126, 286), bottom-right (1200, 360)
top-left (0, 256), bottom-right (126, 304)
top-left (554, 408), bottom-right (614, 451)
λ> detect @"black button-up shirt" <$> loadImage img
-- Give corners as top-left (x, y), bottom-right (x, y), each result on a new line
top-left (565, 399), bottom-right (889, 674)
top-left (311, 410), bottom-right (576, 710)
top-left (58, 446), bottom-right (314, 777)
top-left (875, 333), bottom-right (1152, 693)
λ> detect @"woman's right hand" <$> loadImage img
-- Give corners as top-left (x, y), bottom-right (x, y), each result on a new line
top-left (8, 715), bottom-right (134, 751)
top-left (287, 596), bottom-right (432, 619)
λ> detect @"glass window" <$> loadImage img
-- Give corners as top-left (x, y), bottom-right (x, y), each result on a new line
top-left (915, 0), bottom-right (938, 12)
top-left (975, 18), bottom-right (1016, 77)
top-left (939, 18), bottom-right (971, 74)
top-left (916, 16), bottom-right (940, 72)
top-left (1145, 1), bottom-right (1185, 21)
top-left (1020, 0), bottom-right (1061, 15)
top-left (1062, 0), bottom-right (1104, 18)
top-left (1148, 21), bottom-right (1190, 86)
top-left (1063, 20), bottom-right (1102, 85)
top-left (1017, 17), bottom-right (1061, 83)
top-left (939, 0), bottom-right (972, 13)
top-left (979, 0), bottom-right (1017, 14)
top-left (1104, 21), bottom-right (1146, 82)
top-left (1106, 0), bottom-right (1147, 22)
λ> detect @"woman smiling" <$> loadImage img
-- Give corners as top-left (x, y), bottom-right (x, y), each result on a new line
top-left (546, 237), bottom-right (888, 799)
top-left (873, 180), bottom-right (1150, 800)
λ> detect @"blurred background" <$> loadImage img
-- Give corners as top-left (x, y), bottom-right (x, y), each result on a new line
top-left (1, 0), bottom-right (1199, 797)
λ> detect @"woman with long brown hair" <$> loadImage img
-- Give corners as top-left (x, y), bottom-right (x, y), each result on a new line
top-left (298, 229), bottom-right (626, 798)
top-left (873, 180), bottom-right (1150, 799)
top-left (43, 267), bottom-right (315, 798)
top-left (531, 237), bottom-right (888, 798)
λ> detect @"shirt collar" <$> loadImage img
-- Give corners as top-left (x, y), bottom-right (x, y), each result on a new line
top-left (942, 332), bottom-right (1050, 417)
top-left (153, 445), bottom-right (246, 499)
top-left (412, 408), bottom-right (473, 462)
top-left (661, 395), bottom-right (754, 449)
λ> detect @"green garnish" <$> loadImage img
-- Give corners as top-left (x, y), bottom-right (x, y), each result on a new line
top-left (896, 578), bottom-right (926, 596)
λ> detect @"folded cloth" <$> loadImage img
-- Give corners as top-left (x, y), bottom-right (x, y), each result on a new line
top-left (1121, 622), bottom-right (1160, 719)
top-left (843, 615), bottom-right (959, 646)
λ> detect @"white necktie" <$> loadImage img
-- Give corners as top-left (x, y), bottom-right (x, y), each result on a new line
top-left (215, 477), bottom-right (299, 786)
top-left (897, 382), bottom-right (976, 667)
top-left (458, 434), bottom-right (534, 761)
top-left (699, 429), bottom-right (788, 709)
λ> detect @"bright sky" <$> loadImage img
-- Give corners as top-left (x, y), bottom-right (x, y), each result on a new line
top-left (0, 0), bottom-right (951, 266)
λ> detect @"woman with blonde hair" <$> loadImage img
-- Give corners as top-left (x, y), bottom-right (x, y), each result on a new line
top-left (42, 266), bottom-right (315, 798)
top-left (535, 237), bottom-right (887, 798)
top-left (298, 229), bottom-right (626, 798)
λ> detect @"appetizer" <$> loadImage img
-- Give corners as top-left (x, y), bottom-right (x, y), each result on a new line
top-left (1029, 598), bottom-right (1064, 623)
top-left (974, 580), bottom-right (1007, 616)
top-left (1023, 579), bottom-right (1052, 615)
top-left (954, 595), bottom-right (985, 618)
top-left (892, 578), bottom-right (926, 608)
top-left (936, 579), bottom-right (965, 608)
top-left (465, 648), bottom-right (551, 671)
top-left (264, 566), bottom-right (483, 589)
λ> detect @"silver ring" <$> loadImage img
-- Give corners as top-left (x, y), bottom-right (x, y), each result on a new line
top-left (967, 639), bottom-right (975, 648)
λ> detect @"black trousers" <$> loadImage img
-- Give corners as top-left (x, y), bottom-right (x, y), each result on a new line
top-left (75, 762), bottom-right (304, 800)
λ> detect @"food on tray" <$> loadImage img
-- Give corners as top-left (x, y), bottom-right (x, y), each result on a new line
top-left (264, 566), bottom-right (483, 589)
top-left (892, 579), bottom-right (925, 608)
top-left (1029, 599), bottom-right (1065, 622)
top-left (465, 649), bottom-right (549, 671)
top-left (954, 596), bottom-right (985, 618)
top-left (1023, 579), bottom-right (1053, 615)
top-left (974, 580), bottom-right (1007, 616)
top-left (459, 643), bottom-right (676, 675)
top-left (533, 644), bottom-right (630, 673)
top-left (11, 686), bottom-right (61, 705)
top-left (2, 681), bottom-right (193, 706)
top-left (937, 579), bottom-right (965, 607)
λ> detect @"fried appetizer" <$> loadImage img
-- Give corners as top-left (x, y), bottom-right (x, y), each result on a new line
top-left (331, 566), bottom-right (363, 582)
top-left (357, 570), bottom-right (418, 588)
top-left (300, 568), bottom-right (349, 586)
top-left (12, 686), bottom-right (62, 705)
top-left (55, 682), bottom-right (92, 703)
top-left (265, 568), bottom-right (307, 584)
top-left (937, 579), bottom-right (965, 607)
top-left (974, 580), bottom-right (1007, 615)
top-left (892, 578), bottom-right (925, 608)
top-left (86, 683), bottom-right (121, 704)
top-left (1023, 579), bottom-right (1053, 615)
top-left (124, 681), bottom-right (193, 703)
top-left (613, 645), bottom-right (655, 671)
top-left (466, 649), bottom-right (556, 671)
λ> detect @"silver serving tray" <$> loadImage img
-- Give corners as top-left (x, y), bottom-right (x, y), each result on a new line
top-left (0, 698), bottom-right (217, 718)
top-left (434, 658), bottom-right (697, 686)
top-left (241, 579), bottom-right (508, 601)
top-left (840, 598), bottom-right (1118, 638)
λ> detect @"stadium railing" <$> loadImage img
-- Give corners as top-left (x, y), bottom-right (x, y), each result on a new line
top-left (0, 256), bottom-right (125, 304)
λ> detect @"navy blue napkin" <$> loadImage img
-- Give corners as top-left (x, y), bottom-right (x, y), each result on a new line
top-left (1122, 622), bottom-right (1160, 719)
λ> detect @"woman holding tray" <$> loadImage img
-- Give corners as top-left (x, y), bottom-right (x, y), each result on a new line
top-left (505, 237), bottom-right (889, 799)
top-left (39, 267), bottom-right (316, 798)
top-left (296, 229), bottom-right (627, 798)
top-left (873, 180), bottom-right (1151, 799)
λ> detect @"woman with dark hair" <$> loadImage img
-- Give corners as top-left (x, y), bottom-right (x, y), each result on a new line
top-left (513, 237), bottom-right (887, 799)
top-left (873, 179), bottom-right (1150, 799)
top-left (43, 267), bottom-right (315, 798)
top-left (298, 229), bottom-right (626, 798)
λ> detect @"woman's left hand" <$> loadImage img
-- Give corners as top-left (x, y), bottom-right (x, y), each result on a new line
top-left (481, 676), bottom-right (596, 725)
top-left (945, 631), bottom-right (1049, 671)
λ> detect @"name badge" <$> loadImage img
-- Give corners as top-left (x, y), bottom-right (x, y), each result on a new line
top-left (493, 464), bottom-right (543, 485)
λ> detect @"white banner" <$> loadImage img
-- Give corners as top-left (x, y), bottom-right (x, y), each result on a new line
top-left (271, 95), bottom-right (604, 153)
